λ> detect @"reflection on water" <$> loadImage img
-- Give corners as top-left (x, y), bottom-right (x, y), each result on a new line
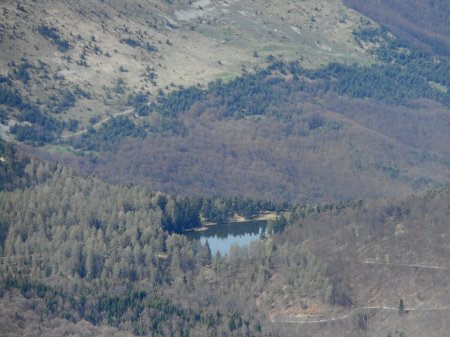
top-left (185, 220), bottom-right (266, 256)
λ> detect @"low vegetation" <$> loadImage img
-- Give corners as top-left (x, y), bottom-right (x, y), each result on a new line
top-left (37, 25), bottom-right (71, 52)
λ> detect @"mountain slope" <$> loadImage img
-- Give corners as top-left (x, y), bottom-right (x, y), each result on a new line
top-left (0, 0), bottom-right (372, 129)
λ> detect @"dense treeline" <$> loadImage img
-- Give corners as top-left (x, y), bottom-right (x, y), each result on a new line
top-left (0, 144), bottom-right (289, 232)
top-left (2, 176), bottom-right (448, 337)
top-left (2, 277), bottom-right (232, 336)
top-left (0, 140), bottom-right (30, 191)
top-left (4, 159), bottom-right (448, 336)
top-left (2, 151), bottom-right (449, 336)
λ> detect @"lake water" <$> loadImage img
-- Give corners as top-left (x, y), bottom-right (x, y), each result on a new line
top-left (185, 220), bottom-right (267, 256)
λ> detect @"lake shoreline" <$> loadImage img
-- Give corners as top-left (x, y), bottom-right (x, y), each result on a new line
top-left (183, 211), bottom-right (277, 233)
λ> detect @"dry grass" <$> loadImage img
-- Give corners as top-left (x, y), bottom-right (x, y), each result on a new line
top-left (1, 0), bottom-right (375, 129)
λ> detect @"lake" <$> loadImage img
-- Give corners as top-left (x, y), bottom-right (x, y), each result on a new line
top-left (185, 220), bottom-right (267, 256)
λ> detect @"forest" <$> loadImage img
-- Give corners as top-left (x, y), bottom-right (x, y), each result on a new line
top-left (65, 74), bottom-right (450, 203)
top-left (2, 143), bottom-right (450, 336)
top-left (0, 148), bottom-right (336, 336)
top-left (2, 3), bottom-right (450, 336)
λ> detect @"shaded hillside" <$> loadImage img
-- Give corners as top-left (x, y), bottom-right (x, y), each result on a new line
top-left (344, 0), bottom-right (450, 58)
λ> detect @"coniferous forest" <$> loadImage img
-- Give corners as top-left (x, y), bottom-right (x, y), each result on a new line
top-left (1, 147), bottom-right (336, 336)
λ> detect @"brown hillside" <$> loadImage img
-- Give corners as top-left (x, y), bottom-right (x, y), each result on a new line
top-left (59, 90), bottom-right (450, 203)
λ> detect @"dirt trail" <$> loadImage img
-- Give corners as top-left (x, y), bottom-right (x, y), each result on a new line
top-left (274, 313), bottom-right (351, 324)
top-left (273, 260), bottom-right (450, 324)
top-left (273, 306), bottom-right (450, 324)
top-left (62, 108), bottom-right (134, 139)
top-left (363, 260), bottom-right (450, 270)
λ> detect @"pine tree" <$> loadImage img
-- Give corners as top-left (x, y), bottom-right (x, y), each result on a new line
top-left (398, 298), bottom-right (405, 313)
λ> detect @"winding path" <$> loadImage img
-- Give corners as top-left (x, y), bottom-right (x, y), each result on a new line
top-left (363, 260), bottom-right (450, 270)
top-left (273, 259), bottom-right (450, 324)
top-left (275, 313), bottom-right (352, 324)
top-left (273, 306), bottom-right (450, 324)
top-left (62, 108), bottom-right (134, 139)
